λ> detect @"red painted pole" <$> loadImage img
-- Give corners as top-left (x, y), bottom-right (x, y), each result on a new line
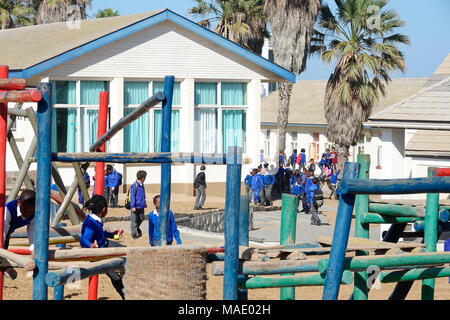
top-left (0, 89), bottom-right (42, 103)
top-left (0, 65), bottom-right (9, 300)
top-left (434, 168), bottom-right (450, 177)
top-left (0, 78), bottom-right (26, 91)
top-left (88, 91), bottom-right (108, 301)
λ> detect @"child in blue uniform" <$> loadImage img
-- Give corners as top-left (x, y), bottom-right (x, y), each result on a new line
top-left (129, 170), bottom-right (147, 239)
top-left (106, 165), bottom-right (122, 208)
top-left (329, 167), bottom-right (341, 199)
top-left (244, 170), bottom-right (253, 203)
top-left (290, 176), bottom-right (303, 211)
top-left (80, 195), bottom-right (124, 299)
top-left (262, 172), bottom-right (275, 206)
top-left (306, 177), bottom-right (322, 226)
top-left (251, 169), bottom-right (264, 205)
top-left (148, 195), bottom-right (182, 246)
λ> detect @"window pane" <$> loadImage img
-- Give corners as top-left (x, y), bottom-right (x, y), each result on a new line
top-left (154, 109), bottom-right (180, 152)
top-left (51, 81), bottom-right (76, 104)
top-left (86, 109), bottom-right (98, 150)
top-left (51, 108), bottom-right (77, 152)
top-left (221, 82), bottom-right (247, 106)
top-left (222, 109), bottom-right (246, 153)
top-left (194, 108), bottom-right (217, 153)
top-left (124, 81), bottom-right (149, 105)
top-left (124, 108), bottom-right (149, 152)
top-left (195, 82), bottom-right (217, 105)
top-left (81, 81), bottom-right (109, 105)
top-left (153, 81), bottom-right (181, 105)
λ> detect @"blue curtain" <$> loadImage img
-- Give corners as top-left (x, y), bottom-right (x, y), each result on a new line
top-left (221, 82), bottom-right (247, 105)
top-left (222, 110), bottom-right (246, 153)
top-left (86, 109), bottom-right (99, 151)
top-left (124, 81), bottom-right (149, 105)
top-left (66, 108), bottom-right (77, 152)
top-left (153, 81), bottom-right (180, 105)
top-left (194, 108), bottom-right (217, 153)
top-left (124, 108), bottom-right (149, 152)
top-left (154, 109), bottom-right (180, 152)
top-left (81, 81), bottom-right (109, 105)
top-left (195, 82), bottom-right (217, 105)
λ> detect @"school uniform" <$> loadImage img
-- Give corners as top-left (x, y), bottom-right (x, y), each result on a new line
top-left (80, 213), bottom-right (125, 299)
top-left (318, 157), bottom-right (328, 180)
top-left (329, 169), bottom-right (341, 199)
top-left (244, 172), bottom-right (253, 203)
top-left (148, 209), bottom-right (182, 246)
top-left (290, 174), bottom-right (300, 190)
top-left (129, 180), bottom-right (147, 239)
top-left (251, 173), bottom-right (264, 205)
top-left (77, 171), bottom-right (90, 205)
top-left (306, 182), bottom-right (321, 225)
top-left (106, 169), bottom-right (121, 207)
top-left (290, 152), bottom-right (297, 170)
top-left (3, 200), bottom-right (34, 250)
top-left (262, 174), bottom-right (275, 206)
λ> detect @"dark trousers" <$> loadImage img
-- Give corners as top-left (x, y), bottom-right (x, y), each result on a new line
top-left (263, 184), bottom-right (273, 205)
top-left (131, 208), bottom-right (145, 238)
top-left (107, 187), bottom-right (119, 207)
top-left (194, 185), bottom-right (206, 209)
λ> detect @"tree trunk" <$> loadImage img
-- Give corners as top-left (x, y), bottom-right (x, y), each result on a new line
top-left (277, 81), bottom-right (293, 156)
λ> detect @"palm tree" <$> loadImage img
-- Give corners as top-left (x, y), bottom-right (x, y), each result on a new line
top-left (0, 0), bottom-right (34, 29)
top-left (188, 0), bottom-right (268, 55)
top-left (94, 8), bottom-right (120, 19)
top-left (264, 0), bottom-right (322, 157)
top-left (312, 0), bottom-right (409, 160)
top-left (34, 0), bottom-right (91, 24)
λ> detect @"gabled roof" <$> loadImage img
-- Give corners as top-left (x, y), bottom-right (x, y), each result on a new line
top-left (261, 78), bottom-right (426, 126)
top-left (2, 9), bottom-right (295, 83)
top-left (368, 53), bottom-right (450, 127)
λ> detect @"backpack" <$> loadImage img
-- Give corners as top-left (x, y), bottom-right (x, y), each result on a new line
top-left (313, 188), bottom-right (324, 207)
top-left (124, 182), bottom-right (138, 210)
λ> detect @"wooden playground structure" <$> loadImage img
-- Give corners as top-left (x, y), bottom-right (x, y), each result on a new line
top-left (0, 64), bottom-right (449, 300)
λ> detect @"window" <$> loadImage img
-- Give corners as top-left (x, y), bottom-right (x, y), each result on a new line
top-left (222, 109), bottom-right (246, 153)
top-left (51, 81), bottom-right (77, 153)
top-left (221, 82), bottom-right (246, 106)
top-left (153, 81), bottom-right (181, 106)
top-left (124, 81), bottom-right (149, 153)
top-left (194, 108), bottom-right (217, 153)
top-left (195, 82), bottom-right (217, 105)
top-left (309, 132), bottom-right (320, 161)
top-left (264, 130), bottom-right (271, 158)
top-left (291, 132), bottom-right (298, 154)
top-left (154, 109), bottom-right (180, 152)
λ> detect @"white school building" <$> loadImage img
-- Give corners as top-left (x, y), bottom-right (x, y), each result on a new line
top-left (260, 53), bottom-right (450, 199)
top-left (1, 9), bottom-right (295, 196)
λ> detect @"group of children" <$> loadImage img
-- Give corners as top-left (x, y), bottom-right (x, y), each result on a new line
top-left (244, 164), bottom-right (275, 206)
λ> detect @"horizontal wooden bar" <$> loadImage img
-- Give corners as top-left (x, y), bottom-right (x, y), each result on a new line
top-left (340, 176), bottom-right (450, 195)
top-left (212, 259), bottom-right (321, 276)
top-left (318, 252), bottom-right (450, 273)
top-left (369, 203), bottom-right (425, 218)
top-left (360, 213), bottom-right (423, 224)
top-left (240, 270), bottom-right (353, 289)
top-left (0, 78), bottom-right (26, 90)
top-left (8, 108), bottom-right (29, 117)
top-left (45, 258), bottom-right (126, 287)
top-left (52, 152), bottom-right (228, 165)
top-left (89, 92), bottom-right (164, 152)
top-left (379, 266), bottom-right (450, 283)
top-left (414, 220), bottom-right (450, 232)
top-left (9, 235), bottom-right (80, 246)
top-left (0, 89), bottom-right (42, 103)
top-left (11, 224), bottom-right (82, 239)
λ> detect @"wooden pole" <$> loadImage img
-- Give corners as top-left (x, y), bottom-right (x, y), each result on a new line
top-left (237, 195), bottom-right (249, 300)
top-left (322, 162), bottom-right (360, 300)
top-left (53, 223), bottom-right (66, 300)
top-left (0, 78), bottom-right (26, 90)
top-left (353, 154), bottom-right (370, 300)
top-left (223, 146), bottom-right (242, 300)
top-left (32, 82), bottom-right (52, 300)
top-left (0, 66), bottom-right (8, 300)
top-left (279, 193), bottom-right (298, 300)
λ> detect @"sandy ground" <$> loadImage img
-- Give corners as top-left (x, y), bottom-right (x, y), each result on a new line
top-left (3, 190), bottom-right (450, 301)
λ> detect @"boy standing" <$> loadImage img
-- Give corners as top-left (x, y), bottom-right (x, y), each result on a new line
top-left (251, 168), bottom-right (263, 205)
top-left (106, 164), bottom-right (122, 208)
top-left (330, 147), bottom-right (338, 171)
top-left (329, 167), bottom-right (341, 199)
top-left (244, 170), bottom-right (253, 203)
top-left (129, 170), bottom-right (147, 239)
top-left (290, 176), bottom-right (303, 211)
top-left (306, 177), bottom-right (322, 226)
top-left (262, 171), bottom-right (275, 206)
top-left (194, 165), bottom-right (207, 210)
top-left (296, 148), bottom-right (307, 171)
top-left (148, 195), bottom-right (182, 246)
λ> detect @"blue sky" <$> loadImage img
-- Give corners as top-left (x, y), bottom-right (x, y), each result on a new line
top-left (87, 0), bottom-right (450, 80)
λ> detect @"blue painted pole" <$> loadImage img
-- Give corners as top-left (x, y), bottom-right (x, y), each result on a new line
top-left (53, 222), bottom-right (66, 300)
top-left (237, 195), bottom-right (249, 300)
top-left (223, 146), bottom-right (242, 300)
top-left (322, 162), bottom-right (360, 300)
top-left (32, 82), bottom-right (52, 300)
top-left (158, 76), bottom-right (174, 246)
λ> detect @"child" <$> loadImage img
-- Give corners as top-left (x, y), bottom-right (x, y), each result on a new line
top-left (290, 176), bottom-right (303, 211)
top-left (318, 153), bottom-right (328, 181)
top-left (290, 169), bottom-right (300, 190)
top-left (251, 168), bottom-right (264, 205)
top-left (80, 195), bottom-right (124, 299)
top-left (330, 146), bottom-right (338, 171)
top-left (296, 148), bottom-right (306, 171)
top-left (106, 164), bottom-right (121, 208)
top-left (276, 162), bottom-right (286, 194)
top-left (148, 195), bottom-right (182, 246)
top-left (302, 172), bottom-right (314, 213)
top-left (290, 149), bottom-right (298, 171)
top-left (307, 158), bottom-right (316, 175)
top-left (244, 170), bottom-right (253, 203)
top-left (194, 165), bottom-right (207, 210)
top-left (129, 170), bottom-right (147, 239)
top-left (77, 171), bottom-right (90, 205)
top-left (306, 177), bottom-right (322, 226)
top-left (3, 190), bottom-right (35, 250)
top-left (262, 171), bottom-right (275, 206)
top-left (329, 167), bottom-right (341, 199)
